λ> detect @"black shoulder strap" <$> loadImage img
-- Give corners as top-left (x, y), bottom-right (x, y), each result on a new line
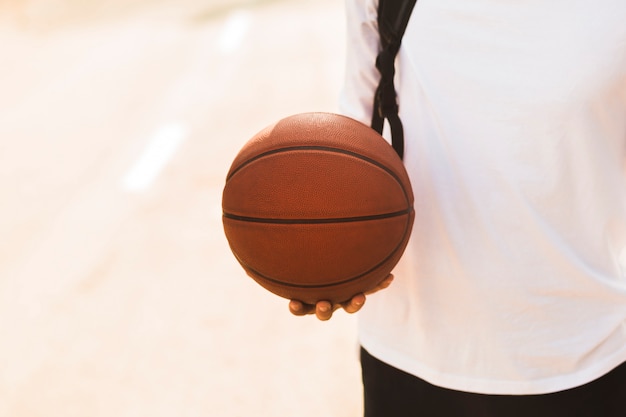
top-left (371, 0), bottom-right (417, 160)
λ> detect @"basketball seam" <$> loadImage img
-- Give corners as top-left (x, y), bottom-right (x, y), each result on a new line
top-left (225, 145), bottom-right (411, 205)
top-left (232, 211), bottom-right (414, 290)
top-left (222, 208), bottom-right (412, 224)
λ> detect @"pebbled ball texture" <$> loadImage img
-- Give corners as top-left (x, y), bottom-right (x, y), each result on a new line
top-left (222, 112), bottom-right (414, 305)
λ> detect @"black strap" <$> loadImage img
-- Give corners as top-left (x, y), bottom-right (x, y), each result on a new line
top-left (371, 0), bottom-right (417, 160)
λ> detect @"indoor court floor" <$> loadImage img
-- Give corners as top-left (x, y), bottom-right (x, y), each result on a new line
top-left (0, 0), bottom-right (363, 415)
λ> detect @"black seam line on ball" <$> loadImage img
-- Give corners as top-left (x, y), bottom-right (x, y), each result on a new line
top-left (223, 208), bottom-right (412, 224)
top-left (232, 211), bottom-right (414, 289)
top-left (226, 145), bottom-right (411, 204)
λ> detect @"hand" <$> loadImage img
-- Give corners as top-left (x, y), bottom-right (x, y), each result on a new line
top-left (288, 274), bottom-right (394, 321)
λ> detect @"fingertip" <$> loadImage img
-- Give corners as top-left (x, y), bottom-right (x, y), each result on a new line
top-left (316, 301), bottom-right (333, 321)
top-left (317, 301), bottom-right (331, 313)
top-left (380, 275), bottom-right (394, 288)
top-left (353, 293), bottom-right (366, 306)
top-left (289, 300), bottom-right (303, 314)
top-left (342, 293), bottom-right (365, 314)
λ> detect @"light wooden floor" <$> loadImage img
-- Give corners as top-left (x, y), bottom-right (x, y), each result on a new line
top-left (0, 1), bottom-right (363, 415)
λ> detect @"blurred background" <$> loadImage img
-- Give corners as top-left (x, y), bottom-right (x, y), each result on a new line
top-left (0, 0), bottom-right (364, 415)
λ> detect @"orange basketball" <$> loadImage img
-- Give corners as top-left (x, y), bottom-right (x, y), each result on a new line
top-left (222, 112), bottom-right (414, 305)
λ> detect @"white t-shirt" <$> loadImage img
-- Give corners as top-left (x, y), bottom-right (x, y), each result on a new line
top-left (340, 0), bottom-right (626, 395)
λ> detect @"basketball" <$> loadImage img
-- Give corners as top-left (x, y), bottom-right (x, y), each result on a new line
top-left (222, 112), bottom-right (414, 305)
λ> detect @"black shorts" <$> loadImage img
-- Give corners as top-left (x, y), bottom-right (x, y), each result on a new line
top-left (361, 347), bottom-right (626, 417)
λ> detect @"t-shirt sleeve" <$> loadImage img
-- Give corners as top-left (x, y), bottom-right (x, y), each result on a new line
top-left (338, 0), bottom-right (381, 126)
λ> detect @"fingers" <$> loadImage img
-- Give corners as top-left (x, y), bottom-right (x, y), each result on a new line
top-left (315, 300), bottom-right (335, 321)
top-left (365, 274), bottom-right (394, 295)
top-left (378, 273), bottom-right (394, 289)
top-left (289, 300), bottom-right (315, 316)
top-left (289, 274), bottom-right (394, 319)
top-left (342, 293), bottom-right (366, 314)
top-left (288, 299), bottom-right (338, 320)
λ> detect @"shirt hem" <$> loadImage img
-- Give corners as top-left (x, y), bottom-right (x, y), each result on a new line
top-left (358, 332), bottom-right (626, 395)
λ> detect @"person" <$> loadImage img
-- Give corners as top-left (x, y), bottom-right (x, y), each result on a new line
top-left (290, 0), bottom-right (626, 415)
